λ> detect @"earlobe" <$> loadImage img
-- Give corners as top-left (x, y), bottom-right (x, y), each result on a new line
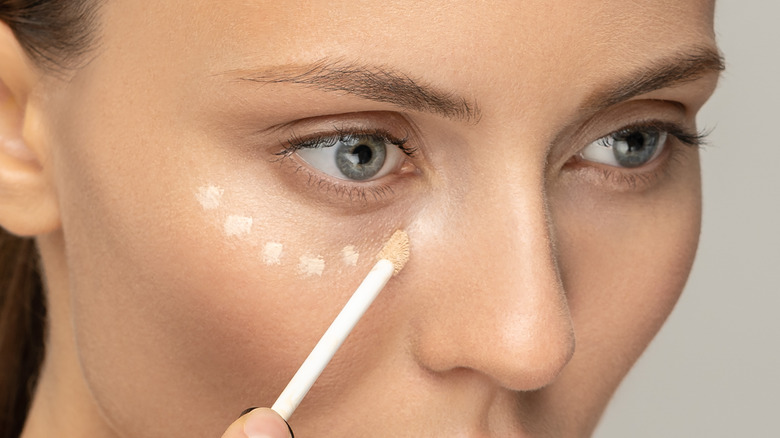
top-left (0, 22), bottom-right (60, 237)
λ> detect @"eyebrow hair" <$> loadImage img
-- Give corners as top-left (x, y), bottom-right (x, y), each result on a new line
top-left (582, 45), bottom-right (725, 112)
top-left (229, 46), bottom-right (723, 124)
top-left (232, 58), bottom-right (482, 123)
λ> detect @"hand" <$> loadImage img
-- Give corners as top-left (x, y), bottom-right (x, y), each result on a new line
top-left (222, 407), bottom-right (294, 438)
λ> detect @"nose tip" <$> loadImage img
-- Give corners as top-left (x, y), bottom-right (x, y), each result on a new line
top-left (488, 300), bottom-right (576, 390)
top-left (412, 280), bottom-right (575, 392)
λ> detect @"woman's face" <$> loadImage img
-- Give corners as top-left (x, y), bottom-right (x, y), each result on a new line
top-left (33, 0), bottom-right (720, 436)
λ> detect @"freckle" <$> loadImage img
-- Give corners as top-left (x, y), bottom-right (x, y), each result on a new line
top-left (224, 215), bottom-right (253, 237)
top-left (341, 245), bottom-right (359, 266)
top-left (196, 185), bottom-right (224, 210)
top-left (298, 254), bottom-right (325, 277)
top-left (263, 242), bottom-right (284, 265)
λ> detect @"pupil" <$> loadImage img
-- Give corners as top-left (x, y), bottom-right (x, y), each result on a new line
top-left (353, 144), bottom-right (373, 164)
top-left (625, 132), bottom-right (646, 152)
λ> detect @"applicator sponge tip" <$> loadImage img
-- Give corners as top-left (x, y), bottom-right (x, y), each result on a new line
top-left (376, 230), bottom-right (410, 275)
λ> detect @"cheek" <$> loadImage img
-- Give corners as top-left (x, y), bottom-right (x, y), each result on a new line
top-left (553, 164), bottom-right (701, 391)
top-left (49, 100), bottom-right (402, 436)
top-left (540, 165), bottom-right (701, 435)
top-left (62, 180), bottom-right (400, 436)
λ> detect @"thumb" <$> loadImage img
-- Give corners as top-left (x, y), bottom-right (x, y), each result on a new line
top-left (221, 407), bottom-right (294, 438)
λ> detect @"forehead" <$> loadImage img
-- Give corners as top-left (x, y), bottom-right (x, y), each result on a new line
top-left (102, 0), bottom-right (716, 65)
top-left (96, 0), bottom-right (717, 119)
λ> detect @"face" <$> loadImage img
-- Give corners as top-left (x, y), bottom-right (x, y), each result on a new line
top-left (32, 0), bottom-right (719, 436)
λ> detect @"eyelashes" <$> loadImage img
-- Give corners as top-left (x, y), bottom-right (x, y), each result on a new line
top-left (610, 120), bottom-right (708, 148)
top-left (271, 118), bottom-right (706, 201)
top-left (276, 128), bottom-right (417, 159)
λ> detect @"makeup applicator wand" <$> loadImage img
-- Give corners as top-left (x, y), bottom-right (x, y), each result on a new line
top-left (271, 230), bottom-right (410, 421)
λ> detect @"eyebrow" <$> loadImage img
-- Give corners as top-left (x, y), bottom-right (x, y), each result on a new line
top-left (229, 46), bottom-right (723, 123)
top-left (231, 58), bottom-right (482, 123)
top-left (582, 45), bottom-right (725, 113)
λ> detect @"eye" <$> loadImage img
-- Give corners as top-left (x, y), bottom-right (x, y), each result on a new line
top-left (580, 128), bottom-right (668, 168)
top-left (294, 133), bottom-right (408, 181)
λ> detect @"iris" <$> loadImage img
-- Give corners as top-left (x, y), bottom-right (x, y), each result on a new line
top-left (334, 135), bottom-right (387, 180)
top-left (608, 130), bottom-right (667, 168)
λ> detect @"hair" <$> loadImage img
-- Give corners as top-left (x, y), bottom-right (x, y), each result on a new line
top-left (0, 1), bottom-right (99, 437)
top-left (0, 230), bottom-right (45, 438)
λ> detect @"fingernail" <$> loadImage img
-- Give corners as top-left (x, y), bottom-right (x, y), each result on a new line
top-left (285, 419), bottom-right (295, 438)
top-left (243, 408), bottom-right (293, 438)
top-left (239, 407), bottom-right (259, 418)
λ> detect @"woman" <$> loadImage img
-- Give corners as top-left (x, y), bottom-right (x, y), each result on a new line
top-left (0, 1), bottom-right (723, 437)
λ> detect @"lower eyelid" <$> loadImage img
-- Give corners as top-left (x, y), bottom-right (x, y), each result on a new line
top-left (271, 149), bottom-right (417, 205)
top-left (302, 164), bottom-right (405, 203)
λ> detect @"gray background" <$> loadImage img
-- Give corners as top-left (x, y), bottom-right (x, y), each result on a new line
top-left (595, 1), bottom-right (780, 437)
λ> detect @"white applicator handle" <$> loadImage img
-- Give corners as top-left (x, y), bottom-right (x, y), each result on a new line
top-left (271, 258), bottom-right (395, 421)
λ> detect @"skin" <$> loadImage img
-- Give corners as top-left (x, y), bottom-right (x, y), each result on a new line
top-left (0, 0), bottom-right (721, 437)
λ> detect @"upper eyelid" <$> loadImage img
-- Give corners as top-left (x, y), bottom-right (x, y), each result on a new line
top-left (596, 121), bottom-right (708, 147)
top-left (549, 97), bottom-right (691, 147)
top-left (278, 128), bottom-right (417, 157)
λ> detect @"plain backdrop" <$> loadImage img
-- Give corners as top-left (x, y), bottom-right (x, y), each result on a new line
top-left (594, 1), bottom-right (780, 437)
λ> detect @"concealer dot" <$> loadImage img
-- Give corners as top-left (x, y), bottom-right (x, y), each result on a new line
top-left (263, 242), bottom-right (284, 265)
top-left (196, 185), bottom-right (224, 210)
top-left (298, 254), bottom-right (325, 277)
top-left (341, 245), bottom-right (359, 266)
top-left (224, 215), bottom-right (253, 237)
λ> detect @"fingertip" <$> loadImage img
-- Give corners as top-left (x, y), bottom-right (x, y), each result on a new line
top-left (242, 407), bottom-right (293, 438)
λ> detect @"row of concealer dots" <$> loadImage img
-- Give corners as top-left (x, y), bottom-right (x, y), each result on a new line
top-left (196, 184), bottom-right (360, 277)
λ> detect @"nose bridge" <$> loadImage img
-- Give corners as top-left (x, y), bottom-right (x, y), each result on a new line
top-left (409, 163), bottom-right (575, 392)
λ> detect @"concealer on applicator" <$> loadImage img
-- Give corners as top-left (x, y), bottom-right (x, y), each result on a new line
top-left (271, 230), bottom-right (410, 421)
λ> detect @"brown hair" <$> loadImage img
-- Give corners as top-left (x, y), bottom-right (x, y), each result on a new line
top-left (0, 231), bottom-right (45, 438)
top-left (0, 1), bottom-right (99, 436)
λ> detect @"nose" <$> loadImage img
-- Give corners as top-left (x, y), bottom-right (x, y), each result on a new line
top-left (406, 167), bottom-right (575, 392)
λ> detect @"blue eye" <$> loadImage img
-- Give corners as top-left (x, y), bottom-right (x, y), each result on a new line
top-left (580, 128), bottom-right (668, 168)
top-left (294, 133), bottom-right (408, 181)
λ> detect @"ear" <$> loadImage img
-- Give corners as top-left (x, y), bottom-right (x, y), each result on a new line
top-left (0, 22), bottom-right (60, 237)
